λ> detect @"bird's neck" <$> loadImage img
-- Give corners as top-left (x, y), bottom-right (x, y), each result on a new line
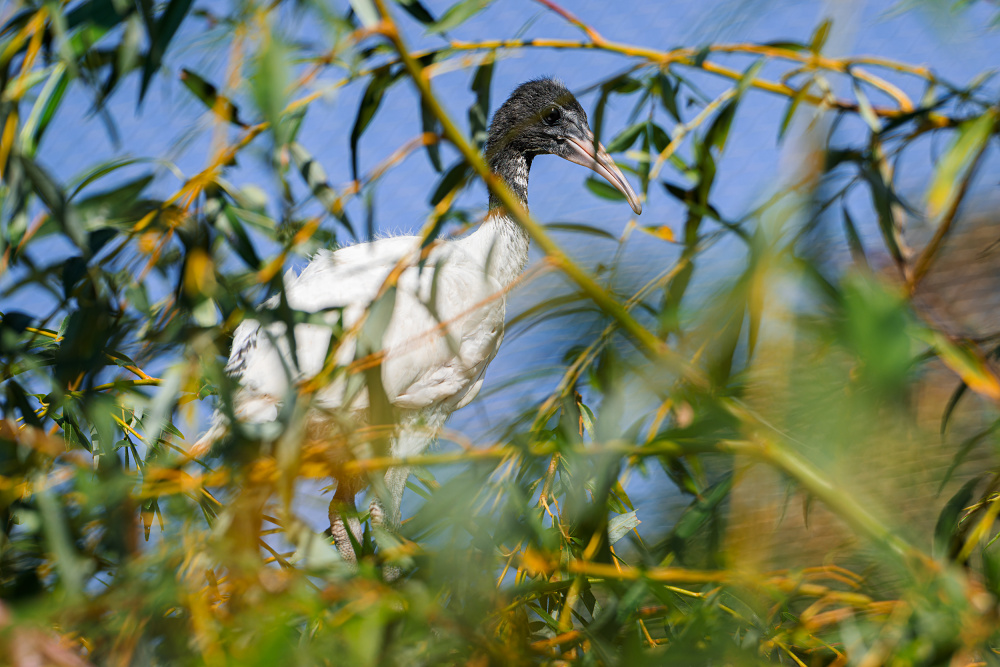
top-left (487, 149), bottom-right (532, 210)
top-left (463, 149), bottom-right (532, 288)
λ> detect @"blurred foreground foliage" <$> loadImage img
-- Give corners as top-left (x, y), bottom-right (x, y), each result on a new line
top-left (0, 0), bottom-right (999, 664)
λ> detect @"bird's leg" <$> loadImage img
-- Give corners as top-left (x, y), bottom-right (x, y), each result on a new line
top-left (329, 484), bottom-right (362, 567)
top-left (369, 465), bottom-right (410, 581)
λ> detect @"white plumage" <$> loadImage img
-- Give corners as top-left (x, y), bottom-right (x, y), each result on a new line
top-left (197, 78), bottom-right (642, 574)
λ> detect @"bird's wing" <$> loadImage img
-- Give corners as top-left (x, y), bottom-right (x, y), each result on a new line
top-left (225, 235), bottom-right (506, 414)
top-left (381, 247), bottom-right (507, 410)
top-left (227, 237), bottom-right (423, 406)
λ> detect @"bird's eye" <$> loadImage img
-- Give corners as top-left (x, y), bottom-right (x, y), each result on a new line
top-left (542, 105), bottom-right (561, 125)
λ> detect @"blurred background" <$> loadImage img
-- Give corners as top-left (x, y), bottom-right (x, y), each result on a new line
top-left (1, 0), bottom-right (1000, 664)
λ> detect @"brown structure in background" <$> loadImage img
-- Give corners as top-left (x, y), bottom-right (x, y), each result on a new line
top-left (726, 212), bottom-right (1000, 573)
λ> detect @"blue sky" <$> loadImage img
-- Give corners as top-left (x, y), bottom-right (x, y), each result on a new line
top-left (5, 0), bottom-right (999, 533)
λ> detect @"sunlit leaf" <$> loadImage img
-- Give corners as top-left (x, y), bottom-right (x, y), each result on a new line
top-left (926, 110), bottom-right (997, 221)
top-left (426, 0), bottom-right (492, 34)
top-left (180, 68), bottom-right (245, 126)
top-left (913, 327), bottom-right (1000, 401)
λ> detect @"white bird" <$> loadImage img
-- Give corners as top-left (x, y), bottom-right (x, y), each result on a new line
top-left (197, 78), bottom-right (642, 572)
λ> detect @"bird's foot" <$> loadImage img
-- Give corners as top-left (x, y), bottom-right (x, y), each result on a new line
top-left (330, 515), bottom-right (358, 567)
top-left (368, 498), bottom-right (401, 582)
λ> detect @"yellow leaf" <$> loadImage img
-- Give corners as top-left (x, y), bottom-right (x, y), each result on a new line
top-left (520, 547), bottom-right (554, 577)
top-left (184, 249), bottom-right (217, 296)
top-left (639, 225), bottom-right (676, 242)
top-left (915, 328), bottom-right (1000, 401)
top-left (927, 110), bottom-right (997, 221)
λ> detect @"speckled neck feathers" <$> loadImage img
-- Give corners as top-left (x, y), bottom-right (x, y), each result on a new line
top-left (457, 146), bottom-right (532, 288)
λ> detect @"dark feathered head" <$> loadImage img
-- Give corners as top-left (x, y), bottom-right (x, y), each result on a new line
top-left (485, 78), bottom-right (642, 214)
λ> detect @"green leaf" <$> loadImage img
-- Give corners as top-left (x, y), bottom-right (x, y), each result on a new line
top-left (544, 222), bottom-right (617, 241)
top-left (468, 57), bottom-right (494, 149)
top-left (429, 160), bottom-right (471, 206)
top-left (648, 123), bottom-right (671, 154)
top-left (420, 98), bottom-right (442, 171)
top-left (926, 110), bottom-right (997, 221)
top-left (348, 0), bottom-right (380, 27)
top-left (19, 63), bottom-right (68, 157)
top-left (585, 177), bottom-right (626, 202)
top-left (139, 0), bottom-right (194, 104)
top-left (251, 31), bottom-right (291, 141)
top-left (938, 421), bottom-right (999, 495)
top-left (289, 142), bottom-right (355, 237)
top-left (20, 155), bottom-right (85, 250)
top-left (809, 18), bottom-right (832, 53)
top-left (65, 0), bottom-right (130, 30)
top-left (608, 511), bottom-right (639, 545)
top-left (934, 475), bottom-right (982, 559)
top-left (841, 205), bottom-right (869, 268)
top-left (394, 0), bottom-right (436, 24)
top-left (605, 122), bottom-right (645, 154)
top-left (36, 483), bottom-right (91, 600)
top-left (180, 68), bottom-right (245, 126)
top-left (861, 164), bottom-right (903, 263)
top-left (671, 473), bottom-right (732, 541)
top-left (778, 81), bottom-right (811, 141)
top-left (656, 73), bottom-right (681, 122)
top-left (426, 0), bottom-right (493, 34)
top-left (350, 68), bottom-right (396, 181)
top-left (851, 78), bottom-right (881, 132)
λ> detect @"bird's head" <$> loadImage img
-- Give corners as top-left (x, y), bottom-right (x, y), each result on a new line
top-left (485, 78), bottom-right (642, 215)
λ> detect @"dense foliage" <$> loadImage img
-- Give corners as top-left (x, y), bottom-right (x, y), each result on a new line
top-left (1, 0), bottom-right (999, 664)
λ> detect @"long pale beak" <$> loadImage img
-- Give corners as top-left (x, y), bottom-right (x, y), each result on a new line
top-left (563, 129), bottom-right (642, 215)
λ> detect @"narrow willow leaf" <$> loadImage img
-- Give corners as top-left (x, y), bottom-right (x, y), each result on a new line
top-left (671, 473), bottom-right (732, 541)
top-left (252, 31), bottom-right (291, 140)
top-left (934, 475), bottom-right (982, 559)
top-left (139, 0), bottom-right (194, 104)
top-left (608, 511), bottom-right (639, 545)
top-left (938, 422), bottom-right (999, 495)
top-left (394, 0), bottom-right (436, 24)
top-left (69, 157), bottom-right (144, 198)
top-left (913, 327), bottom-right (1000, 401)
top-left (468, 57), bottom-right (494, 148)
top-left (648, 122), bottom-right (671, 153)
top-left (429, 160), bottom-right (471, 206)
top-left (65, 0), bottom-right (129, 30)
top-left (544, 222), bottom-right (617, 241)
top-left (426, 0), bottom-right (492, 34)
top-left (348, 0), bottom-right (380, 27)
top-left (778, 81), bottom-right (811, 141)
top-left (351, 68), bottom-right (396, 181)
top-left (926, 110), bottom-right (997, 220)
top-left (420, 98), bottom-right (442, 171)
top-left (585, 177), bottom-right (626, 201)
top-left (605, 121), bottom-right (645, 154)
top-left (861, 164), bottom-right (903, 263)
top-left (765, 39), bottom-right (808, 51)
top-left (21, 155), bottom-right (85, 249)
top-left (19, 62), bottom-right (68, 156)
top-left (638, 225), bottom-right (676, 242)
top-left (180, 68), bottom-right (245, 126)
top-left (841, 204), bottom-right (869, 268)
top-left (656, 73), bottom-right (681, 122)
top-left (851, 78), bottom-right (881, 132)
top-left (36, 484), bottom-right (90, 599)
top-left (288, 142), bottom-right (354, 237)
top-left (809, 18), bottom-right (832, 53)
